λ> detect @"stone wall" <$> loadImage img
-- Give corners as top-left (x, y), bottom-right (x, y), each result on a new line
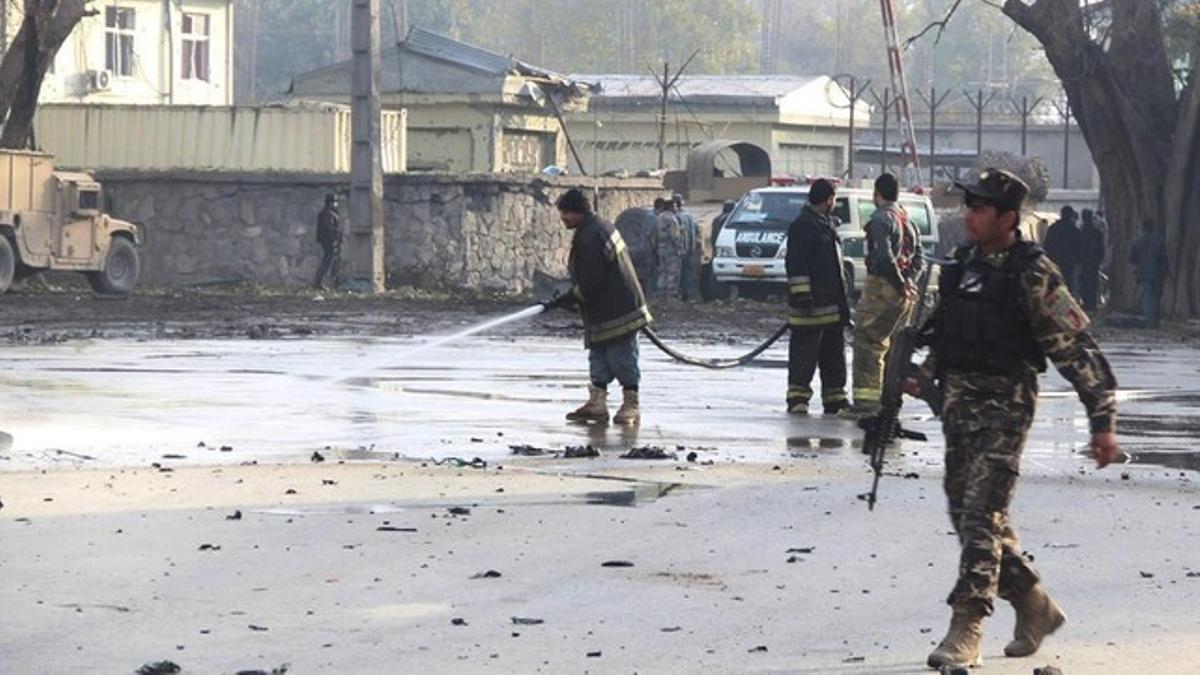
top-left (96, 171), bottom-right (663, 292)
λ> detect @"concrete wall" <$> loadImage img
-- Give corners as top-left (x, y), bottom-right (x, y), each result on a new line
top-left (859, 123), bottom-right (1098, 190)
top-left (565, 116), bottom-right (848, 177)
top-left (96, 171), bottom-right (663, 292)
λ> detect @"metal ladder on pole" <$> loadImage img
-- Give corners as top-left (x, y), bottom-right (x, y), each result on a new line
top-left (878, 0), bottom-right (923, 189)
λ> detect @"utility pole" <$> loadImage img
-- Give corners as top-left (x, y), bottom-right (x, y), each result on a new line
top-left (842, 76), bottom-right (870, 182)
top-left (917, 86), bottom-right (950, 186)
top-left (963, 89), bottom-right (997, 158)
top-left (1010, 94), bottom-right (1043, 157)
top-left (651, 50), bottom-right (699, 170)
top-left (1050, 98), bottom-right (1072, 189)
top-left (869, 86), bottom-right (892, 176)
top-left (390, 0), bottom-right (408, 41)
top-left (246, 0), bottom-right (260, 102)
top-left (350, 0), bottom-right (386, 293)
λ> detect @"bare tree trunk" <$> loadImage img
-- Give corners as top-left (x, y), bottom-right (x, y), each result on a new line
top-left (1002, 0), bottom-right (1200, 317)
top-left (0, 0), bottom-right (94, 149)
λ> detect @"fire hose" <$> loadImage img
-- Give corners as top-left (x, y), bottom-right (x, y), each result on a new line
top-left (641, 323), bottom-right (790, 370)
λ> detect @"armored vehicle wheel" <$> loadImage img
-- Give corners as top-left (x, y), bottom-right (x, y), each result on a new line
top-left (87, 236), bottom-right (140, 295)
top-left (0, 236), bottom-right (14, 294)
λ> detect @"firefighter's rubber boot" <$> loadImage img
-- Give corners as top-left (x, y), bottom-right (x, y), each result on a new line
top-left (1004, 584), bottom-right (1066, 657)
top-left (612, 388), bottom-right (641, 426)
top-left (927, 606), bottom-right (985, 669)
top-left (566, 385), bottom-right (609, 423)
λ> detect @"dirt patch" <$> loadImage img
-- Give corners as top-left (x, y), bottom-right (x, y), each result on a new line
top-left (0, 285), bottom-right (787, 345)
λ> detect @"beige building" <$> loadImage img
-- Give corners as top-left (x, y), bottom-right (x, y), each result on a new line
top-left (33, 102), bottom-right (407, 174)
top-left (568, 75), bottom-right (867, 178)
top-left (2, 0), bottom-right (234, 106)
top-left (289, 27), bottom-right (591, 174)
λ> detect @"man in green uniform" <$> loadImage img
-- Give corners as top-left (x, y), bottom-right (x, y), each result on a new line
top-left (916, 169), bottom-right (1120, 668)
top-left (848, 173), bottom-right (922, 417)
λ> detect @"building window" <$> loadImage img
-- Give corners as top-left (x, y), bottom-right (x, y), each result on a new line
top-left (105, 6), bottom-right (136, 77)
top-left (181, 13), bottom-right (210, 81)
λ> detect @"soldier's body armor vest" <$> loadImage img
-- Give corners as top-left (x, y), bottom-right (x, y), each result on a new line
top-left (935, 241), bottom-right (1047, 376)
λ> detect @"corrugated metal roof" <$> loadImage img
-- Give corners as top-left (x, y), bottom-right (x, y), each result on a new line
top-left (403, 27), bottom-right (513, 75)
top-left (574, 74), bottom-right (824, 102)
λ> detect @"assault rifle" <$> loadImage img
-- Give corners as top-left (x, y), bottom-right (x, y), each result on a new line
top-left (862, 261), bottom-right (941, 511)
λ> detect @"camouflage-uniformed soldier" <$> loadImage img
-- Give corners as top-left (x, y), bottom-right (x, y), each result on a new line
top-left (915, 168), bottom-right (1120, 669)
top-left (848, 173), bottom-right (923, 416)
top-left (673, 193), bottom-right (702, 302)
top-left (655, 200), bottom-right (685, 299)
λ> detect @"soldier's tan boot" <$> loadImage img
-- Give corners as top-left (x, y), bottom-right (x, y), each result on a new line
top-left (612, 389), bottom-right (640, 426)
top-left (566, 385), bottom-right (609, 423)
top-left (1004, 584), bottom-right (1066, 657)
top-left (927, 606), bottom-right (985, 669)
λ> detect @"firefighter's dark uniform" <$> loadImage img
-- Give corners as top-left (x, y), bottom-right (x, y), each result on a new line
top-left (785, 204), bottom-right (850, 413)
top-left (551, 210), bottom-right (653, 426)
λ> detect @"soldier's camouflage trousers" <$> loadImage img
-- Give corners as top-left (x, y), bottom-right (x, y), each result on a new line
top-left (851, 276), bottom-right (911, 408)
top-left (657, 253), bottom-right (682, 299)
top-left (944, 426), bottom-right (1041, 614)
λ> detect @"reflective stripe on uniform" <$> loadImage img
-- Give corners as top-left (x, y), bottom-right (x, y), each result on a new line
top-left (788, 276), bottom-right (812, 295)
top-left (853, 387), bottom-right (881, 402)
top-left (788, 314), bottom-right (841, 327)
top-left (589, 306), bottom-right (652, 343)
top-left (788, 303), bottom-right (841, 327)
top-left (605, 230), bottom-right (630, 261)
top-left (822, 390), bottom-right (847, 402)
top-left (787, 385), bottom-right (813, 397)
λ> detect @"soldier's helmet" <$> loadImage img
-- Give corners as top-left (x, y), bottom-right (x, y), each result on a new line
top-left (954, 168), bottom-right (1028, 213)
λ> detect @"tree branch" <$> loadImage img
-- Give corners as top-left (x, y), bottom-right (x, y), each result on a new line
top-left (904, 0), bottom-right (966, 50)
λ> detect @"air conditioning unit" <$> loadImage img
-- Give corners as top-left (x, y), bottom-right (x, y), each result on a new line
top-left (86, 69), bottom-right (112, 92)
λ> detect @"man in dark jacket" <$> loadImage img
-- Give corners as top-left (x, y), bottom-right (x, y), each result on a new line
top-left (785, 179), bottom-right (850, 414)
top-left (1042, 206), bottom-right (1080, 294)
top-left (1078, 209), bottom-right (1105, 310)
top-left (1130, 218), bottom-right (1170, 328)
top-left (544, 189), bottom-right (653, 426)
top-left (313, 193), bottom-right (341, 290)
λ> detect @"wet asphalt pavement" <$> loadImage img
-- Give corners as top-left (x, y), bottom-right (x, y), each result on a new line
top-left (0, 334), bottom-right (1197, 477)
top-left (1, 330), bottom-right (1199, 673)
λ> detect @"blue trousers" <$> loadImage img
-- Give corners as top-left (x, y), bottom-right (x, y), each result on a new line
top-left (589, 332), bottom-right (640, 390)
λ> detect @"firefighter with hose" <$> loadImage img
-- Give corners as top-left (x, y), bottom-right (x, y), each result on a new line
top-left (542, 188), bottom-right (652, 426)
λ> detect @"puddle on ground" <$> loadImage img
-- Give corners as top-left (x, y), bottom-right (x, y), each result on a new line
top-left (1116, 413), bottom-right (1200, 437)
top-left (788, 436), bottom-right (858, 451)
top-left (1122, 391), bottom-right (1200, 407)
top-left (0, 336), bottom-right (1197, 477)
top-left (1124, 449), bottom-right (1200, 472)
top-left (248, 480), bottom-right (687, 515)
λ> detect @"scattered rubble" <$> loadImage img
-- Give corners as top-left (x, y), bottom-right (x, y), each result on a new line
top-left (136, 661), bottom-right (181, 675)
top-left (620, 446), bottom-right (675, 460)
